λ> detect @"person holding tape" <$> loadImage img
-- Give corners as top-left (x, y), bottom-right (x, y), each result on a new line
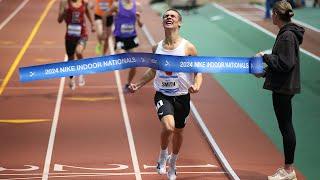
top-left (58, 0), bottom-right (95, 90)
top-left (254, 1), bottom-right (304, 180)
top-left (128, 9), bottom-right (202, 180)
top-left (107, 0), bottom-right (143, 92)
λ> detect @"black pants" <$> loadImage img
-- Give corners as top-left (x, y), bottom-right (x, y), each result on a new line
top-left (272, 92), bottom-right (296, 164)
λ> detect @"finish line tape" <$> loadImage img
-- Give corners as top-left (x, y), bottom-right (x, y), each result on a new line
top-left (19, 53), bottom-right (263, 82)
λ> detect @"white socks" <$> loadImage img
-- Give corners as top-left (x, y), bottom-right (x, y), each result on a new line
top-left (169, 153), bottom-right (178, 168)
top-left (158, 148), bottom-right (178, 168)
top-left (159, 148), bottom-right (168, 161)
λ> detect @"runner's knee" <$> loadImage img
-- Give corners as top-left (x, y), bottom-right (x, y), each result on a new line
top-left (162, 116), bottom-right (175, 132)
top-left (163, 124), bottom-right (174, 133)
top-left (95, 20), bottom-right (103, 39)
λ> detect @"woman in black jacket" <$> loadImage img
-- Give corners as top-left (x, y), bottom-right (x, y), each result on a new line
top-left (255, 1), bottom-right (304, 180)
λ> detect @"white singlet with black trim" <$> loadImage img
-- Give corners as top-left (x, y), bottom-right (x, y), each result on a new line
top-left (154, 38), bottom-right (194, 96)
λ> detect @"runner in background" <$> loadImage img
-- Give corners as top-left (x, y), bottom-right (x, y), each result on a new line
top-left (94, 0), bottom-right (114, 55)
top-left (58, 0), bottom-right (95, 90)
top-left (107, 0), bottom-right (143, 92)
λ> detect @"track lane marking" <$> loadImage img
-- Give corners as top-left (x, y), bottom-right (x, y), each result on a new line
top-left (0, 119), bottom-right (50, 124)
top-left (253, 4), bottom-right (320, 33)
top-left (0, 0), bottom-right (56, 95)
top-left (42, 55), bottom-right (67, 180)
top-left (64, 96), bottom-right (116, 101)
top-left (1, 171), bottom-right (227, 180)
top-left (213, 3), bottom-right (320, 62)
top-left (108, 37), bottom-right (142, 180)
top-left (143, 164), bottom-right (218, 169)
top-left (0, 0), bottom-right (29, 31)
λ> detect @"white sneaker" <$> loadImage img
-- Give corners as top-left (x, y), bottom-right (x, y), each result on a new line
top-left (123, 83), bottom-right (130, 94)
top-left (156, 154), bottom-right (169, 175)
top-left (167, 166), bottom-right (177, 180)
top-left (78, 75), bottom-right (85, 86)
top-left (69, 78), bottom-right (76, 90)
top-left (268, 168), bottom-right (297, 180)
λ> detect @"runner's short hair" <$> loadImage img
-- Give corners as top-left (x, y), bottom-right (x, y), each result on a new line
top-left (163, 8), bottom-right (182, 22)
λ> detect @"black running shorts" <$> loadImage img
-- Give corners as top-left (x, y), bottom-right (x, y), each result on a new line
top-left (154, 91), bottom-right (190, 129)
top-left (94, 14), bottom-right (114, 27)
top-left (65, 37), bottom-right (87, 57)
top-left (114, 36), bottom-right (139, 51)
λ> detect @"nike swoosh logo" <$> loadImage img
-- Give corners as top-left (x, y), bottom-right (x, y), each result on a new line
top-left (158, 112), bottom-right (164, 116)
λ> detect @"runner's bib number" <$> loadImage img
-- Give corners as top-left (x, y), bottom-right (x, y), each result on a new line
top-left (159, 75), bottom-right (179, 91)
top-left (120, 24), bottom-right (134, 33)
top-left (67, 24), bottom-right (82, 37)
top-left (99, 2), bottom-right (109, 11)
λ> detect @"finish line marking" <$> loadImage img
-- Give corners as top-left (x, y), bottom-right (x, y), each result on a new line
top-left (143, 164), bottom-right (218, 169)
top-left (64, 96), bottom-right (116, 102)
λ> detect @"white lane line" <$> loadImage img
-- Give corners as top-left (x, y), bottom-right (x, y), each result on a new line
top-left (143, 164), bottom-right (218, 169)
top-left (223, 4), bottom-right (254, 8)
top-left (41, 56), bottom-right (67, 180)
top-left (213, 3), bottom-right (320, 62)
top-left (141, 25), bottom-right (156, 45)
top-left (190, 102), bottom-right (240, 180)
top-left (3, 171), bottom-right (227, 180)
top-left (0, 171), bottom-right (226, 176)
top-left (0, 0), bottom-right (29, 31)
top-left (232, 12), bottom-right (264, 16)
top-left (253, 4), bottom-right (320, 33)
top-left (141, 23), bottom-right (239, 180)
top-left (108, 37), bottom-right (142, 180)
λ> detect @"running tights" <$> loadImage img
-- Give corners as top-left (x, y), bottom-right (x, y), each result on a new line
top-left (272, 92), bottom-right (296, 165)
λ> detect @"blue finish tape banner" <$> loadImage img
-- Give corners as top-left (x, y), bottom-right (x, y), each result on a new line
top-left (19, 53), bottom-right (263, 82)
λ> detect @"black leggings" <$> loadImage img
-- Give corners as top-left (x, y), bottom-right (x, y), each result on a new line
top-left (272, 92), bottom-right (296, 164)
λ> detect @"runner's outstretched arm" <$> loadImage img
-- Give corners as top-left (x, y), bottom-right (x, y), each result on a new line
top-left (128, 45), bottom-right (158, 92)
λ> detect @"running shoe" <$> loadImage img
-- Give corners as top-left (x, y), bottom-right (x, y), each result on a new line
top-left (95, 43), bottom-right (102, 55)
top-left (167, 166), bottom-right (177, 180)
top-left (156, 154), bottom-right (169, 175)
top-left (268, 168), bottom-right (297, 180)
top-left (123, 84), bottom-right (131, 94)
top-left (78, 75), bottom-right (85, 87)
top-left (69, 78), bottom-right (76, 90)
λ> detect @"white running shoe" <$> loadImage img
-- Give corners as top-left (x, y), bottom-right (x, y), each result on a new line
top-left (78, 75), bottom-right (85, 86)
top-left (268, 168), bottom-right (297, 180)
top-left (156, 155), bottom-right (169, 175)
top-left (167, 166), bottom-right (177, 180)
top-left (123, 83), bottom-right (130, 94)
top-left (69, 78), bottom-right (76, 90)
